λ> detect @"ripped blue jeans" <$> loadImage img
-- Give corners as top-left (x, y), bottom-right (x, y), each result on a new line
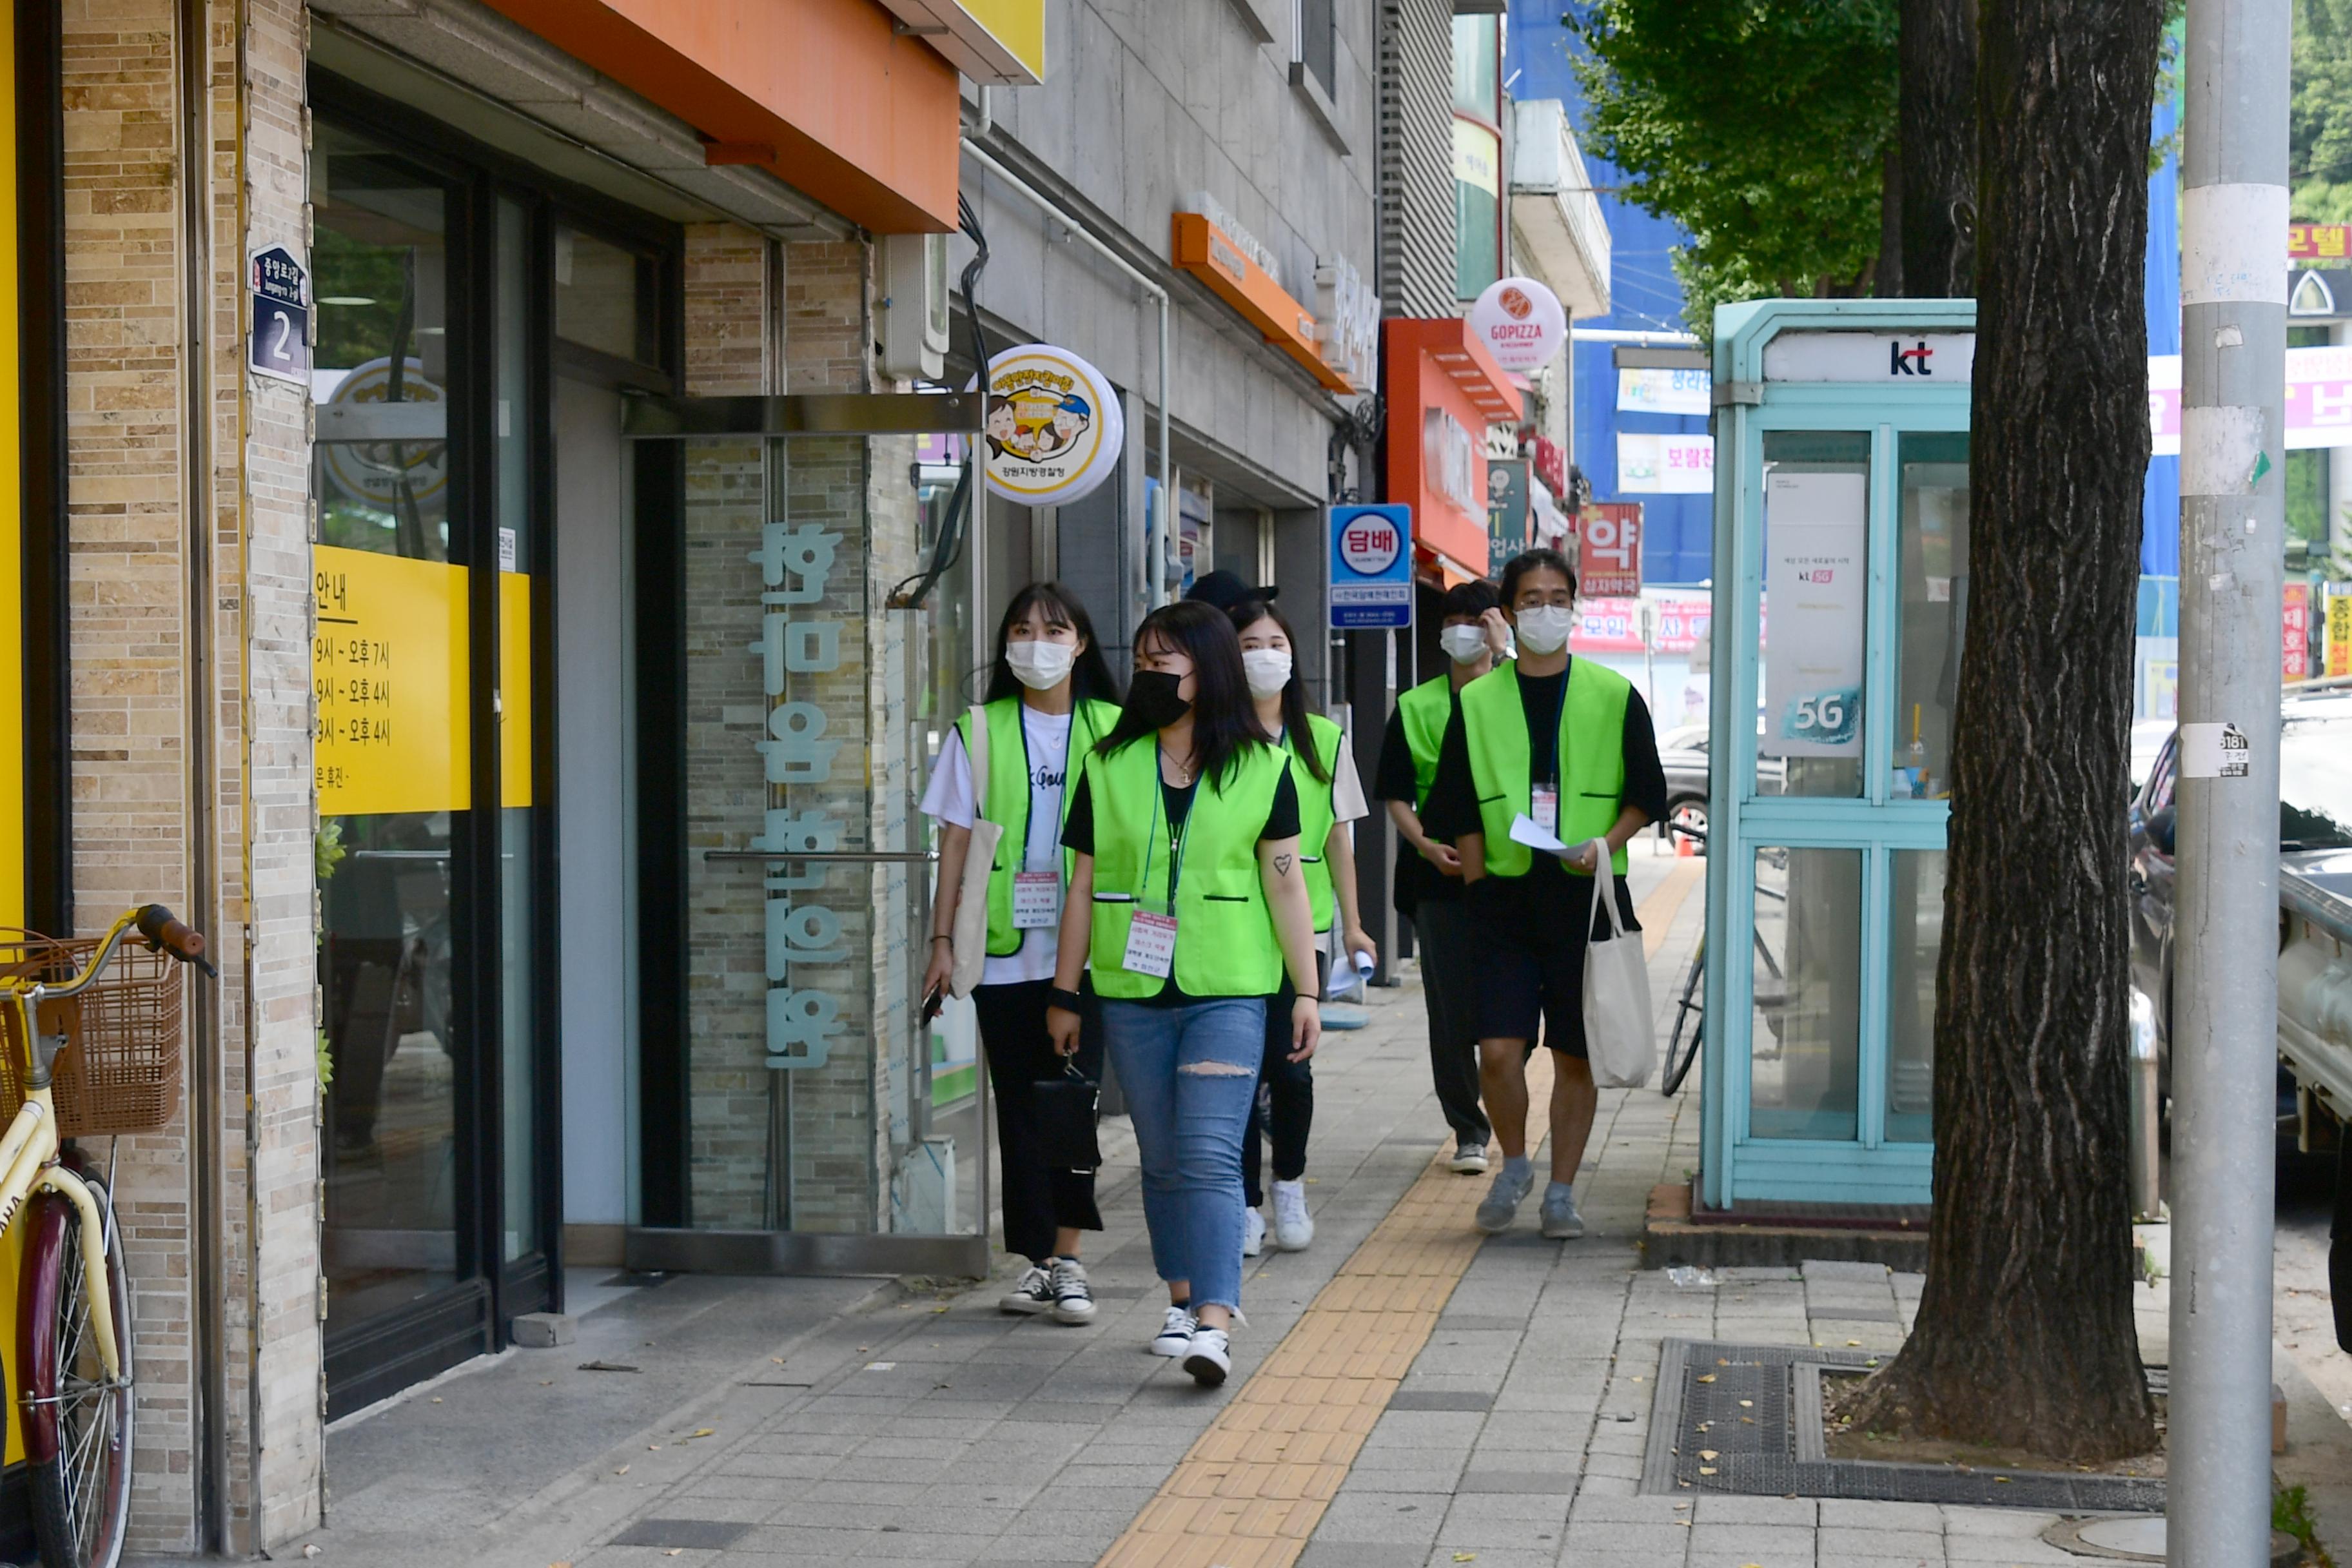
top-left (1101, 997), bottom-right (1266, 1312)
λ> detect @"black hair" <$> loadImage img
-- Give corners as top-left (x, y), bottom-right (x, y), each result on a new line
top-left (1229, 598), bottom-right (1331, 784)
top-left (983, 582), bottom-right (1123, 706)
top-left (1440, 579), bottom-right (1501, 622)
top-left (1500, 547), bottom-right (1578, 608)
top-left (1095, 600), bottom-right (1271, 787)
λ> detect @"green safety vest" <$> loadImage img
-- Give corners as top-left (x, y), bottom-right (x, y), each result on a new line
top-left (955, 696), bottom-right (1122, 956)
top-left (1396, 674), bottom-right (1455, 809)
top-left (1460, 658), bottom-right (1632, 879)
top-left (1284, 714), bottom-right (1346, 934)
top-left (1082, 737), bottom-right (1291, 999)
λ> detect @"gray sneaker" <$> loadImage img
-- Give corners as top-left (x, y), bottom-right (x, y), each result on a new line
top-left (1475, 1164), bottom-right (1534, 1233)
top-left (1540, 1182), bottom-right (1585, 1240)
top-left (1448, 1142), bottom-right (1491, 1174)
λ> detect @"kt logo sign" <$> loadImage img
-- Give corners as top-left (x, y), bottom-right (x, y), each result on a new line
top-left (1889, 340), bottom-right (1936, 376)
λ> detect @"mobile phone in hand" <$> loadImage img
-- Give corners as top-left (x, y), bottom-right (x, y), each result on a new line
top-left (921, 985), bottom-right (946, 1026)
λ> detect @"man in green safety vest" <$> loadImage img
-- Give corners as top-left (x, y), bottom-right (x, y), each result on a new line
top-left (1375, 578), bottom-right (1511, 1174)
top-left (1420, 548), bottom-right (1667, 1239)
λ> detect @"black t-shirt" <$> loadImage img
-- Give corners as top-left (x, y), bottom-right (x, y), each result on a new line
top-left (1375, 700), bottom-right (1464, 916)
top-left (1061, 750), bottom-right (1304, 1004)
top-left (1421, 660), bottom-right (1669, 937)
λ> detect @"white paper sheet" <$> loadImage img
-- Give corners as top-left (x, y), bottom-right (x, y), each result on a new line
top-left (1508, 813), bottom-right (1571, 858)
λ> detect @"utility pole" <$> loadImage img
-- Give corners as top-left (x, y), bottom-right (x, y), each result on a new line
top-left (2170, 0), bottom-right (2289, 1562)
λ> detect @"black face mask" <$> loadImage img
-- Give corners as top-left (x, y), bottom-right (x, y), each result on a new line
top-left (1126, 669), bottom-right (1191, 730)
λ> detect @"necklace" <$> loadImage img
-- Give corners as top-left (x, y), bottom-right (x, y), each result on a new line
top-left (1158, 743), bottom-right (1198, 785)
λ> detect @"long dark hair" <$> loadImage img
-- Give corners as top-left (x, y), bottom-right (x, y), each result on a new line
top-left (1095, 600), bottom-right (1271, 788)
top-left (1230, 598), bottom-right (1330, 784)
top-left (983, 582), bottom-right (1122, 707)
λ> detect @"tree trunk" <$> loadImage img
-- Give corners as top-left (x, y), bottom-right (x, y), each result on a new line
top-left (1846, 0), bottom-right (2164, 1463)
top-left (1898, 0), bottom-right (1978, 296)
top-left (1877, 143), bottom-right (1905, 298)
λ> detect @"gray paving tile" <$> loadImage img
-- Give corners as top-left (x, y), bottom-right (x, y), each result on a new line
top-left (1453, 1470), bottom-right (1576, 1496)
top-left (1388, 1389), bottom-right (1496, 1412)
top-left (612, 1518), bottom-right (753, 1550)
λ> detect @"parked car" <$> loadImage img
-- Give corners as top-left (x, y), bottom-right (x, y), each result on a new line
top-left (1656, 721), bottom-right (1787, 848)
top-left (2127, 687), bottom-right (2352, 1114)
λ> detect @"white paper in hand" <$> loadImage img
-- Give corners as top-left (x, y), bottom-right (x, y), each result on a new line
top-left (1508, 813), bottom-right (1572, 858)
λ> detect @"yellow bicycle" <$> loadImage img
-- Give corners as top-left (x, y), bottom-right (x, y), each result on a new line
top-left (0, 905), bottom-right (211, 1568)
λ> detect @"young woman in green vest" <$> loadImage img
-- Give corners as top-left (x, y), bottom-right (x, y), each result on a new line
top-left (921, 583), bottom-right (1123, 1326)
top-left (1373, 578), bottom-right (1509, 1175)
top-left (1420, 549), bottom-right (1669, 1240)
top-left (1045, 601), bottom-right (1322, 1387)
top-left (1230, 598), bottom-right (1375, 1255)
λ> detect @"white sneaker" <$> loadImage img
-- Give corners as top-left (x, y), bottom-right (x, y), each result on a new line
top-left (1150, 1305), bottom-right (1198, 1357)
top-left (1049, 1257), bottom-right (1097, 1324)
top-left (1448, 1142), bottom-right (1491, 1174)
top-left (1242, 1208), bottom-right (1266, 1257)
top-left (1271, 1179), bottom-right (1314, 1251)
top-left (1183, 1326), bottom-right (1233, 1387)
top-left (1000, 1262), bottom-right (1055, 1315)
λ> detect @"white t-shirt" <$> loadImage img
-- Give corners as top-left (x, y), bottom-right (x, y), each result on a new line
top-left (919, 706), bottom-right (1077, 986)
top-left (1289, 728), bottom-right (1369, 937)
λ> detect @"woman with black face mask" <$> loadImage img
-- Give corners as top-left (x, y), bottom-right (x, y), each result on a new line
top-left (1045, 602), bottom-right (1322, 1387)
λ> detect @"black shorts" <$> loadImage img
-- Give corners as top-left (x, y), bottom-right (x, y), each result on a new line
top-left (1466, 874), bottom-right (1640, 1055)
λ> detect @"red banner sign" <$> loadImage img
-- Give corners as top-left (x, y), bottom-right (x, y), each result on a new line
top-left (1580, 502), bottom-right (1643, 598)
top-left (2286, 582), bottom-right (2312, 683)
top-left (2291, 224), bottom-right (2352, 262)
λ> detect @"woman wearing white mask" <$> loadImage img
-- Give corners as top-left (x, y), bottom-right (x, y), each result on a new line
top-left (1418, 549), bottom-right (1667, 1242)
top-left (921, 583), bottom-right (1123, 1324)
top-left (1229, 600), bottom-right (1374, 1255)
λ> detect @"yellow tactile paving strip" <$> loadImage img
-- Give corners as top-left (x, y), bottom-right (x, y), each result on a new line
top-left (1096, 858), bottom-right (1704, 1568)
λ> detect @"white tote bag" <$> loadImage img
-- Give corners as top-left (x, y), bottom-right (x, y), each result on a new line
top-left (1582, 840), bottom-right (1656, 1089)
top-left (948, 713), bottom-right (1004, 1000)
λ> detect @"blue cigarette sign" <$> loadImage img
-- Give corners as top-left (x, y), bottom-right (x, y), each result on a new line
top-left (1329, 504), bottom-right (1413, 629)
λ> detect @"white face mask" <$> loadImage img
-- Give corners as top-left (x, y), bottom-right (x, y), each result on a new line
top-left (1241, 648), bottom-right (1294, 700)
top-left (1512, 605), bottom-right (1575, 656)
top-left (1439, 624), bottom-right (1489, 665)
top-left (1005, 638), bottom-right (1077, 691)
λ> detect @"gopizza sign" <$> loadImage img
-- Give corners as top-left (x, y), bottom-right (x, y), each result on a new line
top-left (978, 344), bottom-right (1125, 505)
top-left (1468, 276), bottom-right (1565, 373)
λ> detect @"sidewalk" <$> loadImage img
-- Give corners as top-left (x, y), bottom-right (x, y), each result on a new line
top-left (245, 844), bottom-right (2344, 1568)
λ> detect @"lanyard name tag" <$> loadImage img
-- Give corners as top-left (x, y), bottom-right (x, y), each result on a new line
top-left (1012, 870), bottom-right (1061, 928)
top-left (1122, 911), bottom-right (1179, 979)
top-left (1533, 785), bottom-right (1559, 836)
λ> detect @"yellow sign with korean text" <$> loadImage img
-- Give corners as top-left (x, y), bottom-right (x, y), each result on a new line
top-left (500, 570), bottom-right (532, 808)
top-left (2329, 591), bottom-right (2352, 679)
top-left (313, 545), bottom-right (469, 817)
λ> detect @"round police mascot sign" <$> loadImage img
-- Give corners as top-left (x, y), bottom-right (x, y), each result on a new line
top-left (978, 344), bottom-right (1125, 505)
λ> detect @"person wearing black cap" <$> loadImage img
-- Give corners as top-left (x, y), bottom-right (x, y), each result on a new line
top-left (1185, 569), bottom-right (1277, 614)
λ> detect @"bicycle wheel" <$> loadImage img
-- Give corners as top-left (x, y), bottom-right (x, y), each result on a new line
top-left (1661, 943), bottom-right (1705, 1096)
top-left (23, 1175), bottom-right (135, 1568)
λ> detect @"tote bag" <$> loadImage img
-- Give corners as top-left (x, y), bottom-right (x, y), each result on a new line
top-left (948, 712), bottom-right (1004, 999)
top-left (1582, 841), bottom-right (1656, 1089)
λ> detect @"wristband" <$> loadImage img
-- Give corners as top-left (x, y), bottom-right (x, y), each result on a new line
top-left (1048, 986), bottom-right (1084, 1014)
top-left (931, 934), bottom-right (954, 945)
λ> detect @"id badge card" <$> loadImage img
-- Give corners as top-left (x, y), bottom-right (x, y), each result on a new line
top-left (1012, 870), bottom-right (1061, 929)
top-left (1532, 785), bottom-right (1559, 836)
top-left (1122, 911), bottom-right (1179, 979)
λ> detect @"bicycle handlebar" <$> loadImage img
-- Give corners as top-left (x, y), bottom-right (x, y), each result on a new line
top-left (133, 905), bottom-right (216, 976)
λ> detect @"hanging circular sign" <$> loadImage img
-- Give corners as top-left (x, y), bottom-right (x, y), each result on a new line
top-left (976, 344), bottom-right (1124, 505)
top-left (1469, 277), bottom-right (1567, 373)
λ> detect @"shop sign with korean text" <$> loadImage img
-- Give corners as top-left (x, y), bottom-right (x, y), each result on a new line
top-left (250, 244), bottom-right (310, 386)
top-left (1580, 502), bottom-right (1643, 598)
top-left (1329, 504), bottom-right (1413, 629)
top-left (1485, 458), bottom-right (1528, 578)
top-left (1467, 277), bottom-right (1565, 373)
top-left (2328, 589), bottom-right (2352, 678)
top-left (1616, 431), bottom-right (1712, 495)
top-left (2285, 583), bottom-right (2313, 683)
top-left (1762, 472), bottom-right (1867, 756)
top-left (1616, 366), bottom-right (1710, 416)
top-left (979, 344), bottom-right (1124, 505)
top-left (2151, 346), bottom-right (2352, 452)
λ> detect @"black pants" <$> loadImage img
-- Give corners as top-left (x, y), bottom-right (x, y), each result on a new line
top-left (1411, 900), bottom-right (1491, 1147)
top-left (971, 978), bottom-right (1105, 1263)
top-left (1244, 952), bottom-right (1328, 1207)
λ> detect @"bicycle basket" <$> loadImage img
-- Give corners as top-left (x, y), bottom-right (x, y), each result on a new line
top-left (0, 929), bottom-right (185, 1137)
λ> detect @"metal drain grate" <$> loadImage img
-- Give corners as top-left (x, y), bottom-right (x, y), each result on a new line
top-left (1638, 1340), bottom-right (2165, 1514)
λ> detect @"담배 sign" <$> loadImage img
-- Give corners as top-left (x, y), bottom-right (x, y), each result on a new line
top-left (979, 344), bottom-right (1124, 505)
top-left (1762, 470), bottom-right (1868, 756)
top-left (1329, 504), bottom-right (1413, 629)
top-left (250, 244), bottom-right (310, 386)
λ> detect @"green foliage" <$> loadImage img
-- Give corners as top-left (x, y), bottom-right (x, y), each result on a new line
top-left (317, 1030), bottom-right (335, 1090)
top-left (1571, 0), bottom-right (1899, 335)
top-left (2297, 0), bottom-right (2352, 222)
top-left (2275, 1482), bottom-right (2334, 1567)
top-left (315, 817), bottom-right (348, 884)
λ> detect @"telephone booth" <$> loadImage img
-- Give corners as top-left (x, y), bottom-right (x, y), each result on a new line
top-left (1698, 299), bottom-right (1975, 1213)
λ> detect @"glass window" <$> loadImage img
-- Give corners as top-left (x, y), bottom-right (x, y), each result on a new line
top-left (556, 226), bottom-right (661, 368)
top-left (312, 125), bottom-right (464, 1333)
top-left (1758, 431), bottom-right (1870, 799)
top-left (1451, 15), bottom-right (1498, 117)
top-left (1300, 0), bottom-right (1336, 95)
top-left (1749, 846), bottom-right (1861, 1141)
top-left (1886, 849), bottom-right (1943, 1142)
top-left (1894, 434), bottom-right (1968, 799)
top-left (496, 194), bottom-right (538, 1264)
